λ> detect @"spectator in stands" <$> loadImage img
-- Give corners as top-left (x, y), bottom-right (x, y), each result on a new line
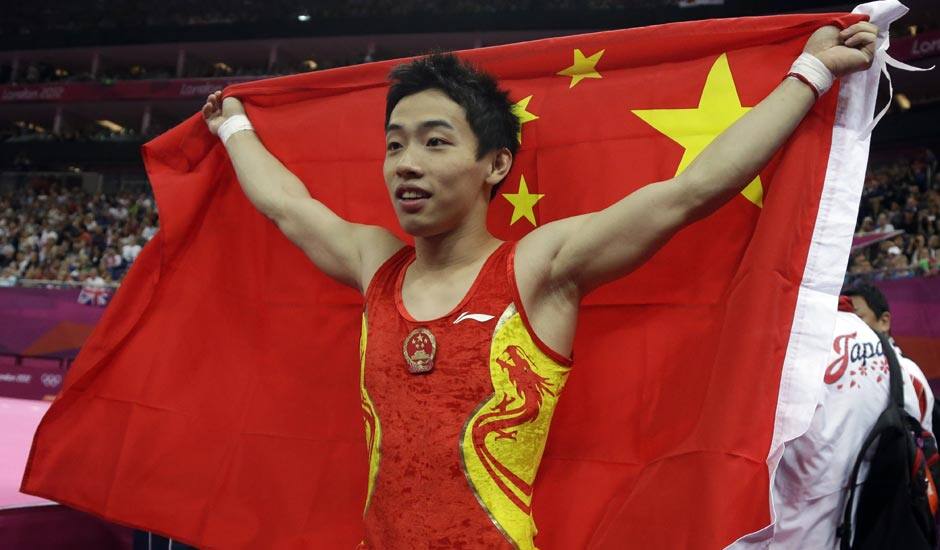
top-left (856, 216), bottom-right (874, 234)
top-left (0, 175), bottom-right (157, 286)
top-left (911, 241), bottom-right (934, 274)
top-left (103, 247), bottom-right (124, 280)
top-left (850, 148), bottom-right (939, 282)
top-left (0, 237), bottom-right (13, 267)
top-left (141, 216), bottom-right (158, 241)
top-left (874, 212), bottom-right (895, 232)
top-left (83, 267), bottom-right (105, 287)
top-left (849, 252), bottom-right (873, 276)
top-left (887, 246), bottom-right (911, 278)
top-left (121, 236), bottom-right (143, 263)
top-left (0, 265), bottom-right (16, 286)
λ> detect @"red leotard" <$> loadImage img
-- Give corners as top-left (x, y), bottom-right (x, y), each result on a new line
top-left (358, 241), bottom-right (572, 549)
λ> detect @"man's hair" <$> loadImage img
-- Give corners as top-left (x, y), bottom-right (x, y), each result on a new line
top-left (385, 52), bottom-right (519, 199)
top-left (843, 283), bottom-right (891, 318)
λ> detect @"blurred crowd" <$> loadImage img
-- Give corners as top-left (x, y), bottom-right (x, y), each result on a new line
top-left (849, 148), bottom-right (940, 281)
top-left (0, 175), bottom-right (158, 287)
top-left (0, 146), bottom-right (937, 287)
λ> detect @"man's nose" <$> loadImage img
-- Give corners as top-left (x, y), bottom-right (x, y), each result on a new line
top-left (395, 148), bottom-right (423, 179)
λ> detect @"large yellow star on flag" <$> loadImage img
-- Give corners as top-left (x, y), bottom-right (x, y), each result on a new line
top-left (511, 95), bottom-right (539, 144)
top-left (557, 48), bottom-right (605, 88)
top-left (503, 175), bottom-right (544, 226)
top-left (631, 53), bottom-right (764, 207)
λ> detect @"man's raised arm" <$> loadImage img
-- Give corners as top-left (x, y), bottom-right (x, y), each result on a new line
top-left (521, 22), bottom-right (878, 298)
top-left (202, 92), bottom-right (404, 293)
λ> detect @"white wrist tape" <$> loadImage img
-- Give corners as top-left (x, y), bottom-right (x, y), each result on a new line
top-left (786, 53), bottom-right (835, 100)
top-left (218, 114), bottom-right (254, 145)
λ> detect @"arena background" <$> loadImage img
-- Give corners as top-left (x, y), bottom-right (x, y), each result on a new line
top-left (0, 0), bottom-right (938, 547)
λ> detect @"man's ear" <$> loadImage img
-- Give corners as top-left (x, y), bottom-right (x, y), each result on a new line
top-left (485, 148), bottom-right (513, 185)
top-left (879, 311), bottom-right (891, 333)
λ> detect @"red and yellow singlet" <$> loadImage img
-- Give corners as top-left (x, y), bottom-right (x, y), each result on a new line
top-left (359, 241), bottom-right (572, 549)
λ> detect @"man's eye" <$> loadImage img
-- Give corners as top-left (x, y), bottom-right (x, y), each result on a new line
top-left (427, 137), bottom-right (448, 147)
top-left (386, 142), bottom-right (401, 152)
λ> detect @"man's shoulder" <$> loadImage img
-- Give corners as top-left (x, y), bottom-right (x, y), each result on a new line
top-left (834, 310), bottom-right (877, 337)
top-left (898, 351), bottom-right (929, 385)
top-left (361, 240), bottom-right (412, 297)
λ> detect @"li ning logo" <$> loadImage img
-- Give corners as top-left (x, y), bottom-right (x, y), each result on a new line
top-left (824, 332), bottom-right (888, 389)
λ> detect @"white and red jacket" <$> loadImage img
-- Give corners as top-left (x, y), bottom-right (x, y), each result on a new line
top-left (771, 311), bottom-right (934, 548)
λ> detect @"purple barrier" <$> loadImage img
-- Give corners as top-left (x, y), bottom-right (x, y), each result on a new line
top-left (851, 229), bottom-right (904, 251)
top-left (0, 506), bottom-right (131, 549)
top-left (0, 288), bottom-right (106, 359)
top-left (1, 280), bottom-right (937, 388)
top-left (875, 277), bottom-right (940, 379)
top-left (0, 363), bottom-right (65, 400)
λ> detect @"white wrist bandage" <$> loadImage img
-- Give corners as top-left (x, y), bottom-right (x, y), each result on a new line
top-left (218, 114), bottom-right (254, 145)
top-left (786, 53), bottom-right (835, 100)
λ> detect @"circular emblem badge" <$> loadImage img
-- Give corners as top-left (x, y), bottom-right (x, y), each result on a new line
top-left (403, 327), bottom-right (436, 374)
top-left (41, 373), bottom-right (63, 388)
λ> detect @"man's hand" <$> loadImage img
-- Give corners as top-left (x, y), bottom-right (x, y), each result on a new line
top-left (804, 22), bottom-right (878, 78)
top-left (200, 88), bottom-right (403, 293)
top-left (201, 91), bottom-right (246, 136)
top-left (522, 21), bottom-right (882, 302)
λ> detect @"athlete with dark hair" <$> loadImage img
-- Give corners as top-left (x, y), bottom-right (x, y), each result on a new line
top-left (843, 283), bottom-right (892, 332)
top-left (772, 298), bottom-right (933, 548)
top-left (843, 282), bottom-right (934, 427)
top-left (202, 24), bottom-right (878, 548)
top-left (385, 53), bottom-right (520, 199)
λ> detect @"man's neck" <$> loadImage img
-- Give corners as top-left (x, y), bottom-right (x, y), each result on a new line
top-left (412, 216), bottom-right (501, 273)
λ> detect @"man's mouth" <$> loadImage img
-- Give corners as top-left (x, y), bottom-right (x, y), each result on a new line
top-left (395, 186), bottom-right (433, 213)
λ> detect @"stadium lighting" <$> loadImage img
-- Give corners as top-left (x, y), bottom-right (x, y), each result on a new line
top-left (96, 120), bottom-right (125, 132)
top-left (297, 14), bottom-right (311, 22)
top-left (15, 121), bottom-right (46, 133)
top-left (302, 59), bottom-right (318, 70)
top-left (894, 94), bottom-right (911, 111)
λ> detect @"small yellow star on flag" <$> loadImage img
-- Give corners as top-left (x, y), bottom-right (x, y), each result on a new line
top-left (631, 53), bottom-right (764, 207)
top-left (511, 95), bottom-right (539, 144)
top-left (503, 175), bottom-right (544, 226)
top-left (557, 48), bottom-right (605, 88)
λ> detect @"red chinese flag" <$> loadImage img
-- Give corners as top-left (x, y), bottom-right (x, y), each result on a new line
top-left (22, 9), bottom-right (891, 549)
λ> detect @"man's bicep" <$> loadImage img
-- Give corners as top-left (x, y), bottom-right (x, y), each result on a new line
top-left (274, 198), bottom-right (401, 291)
top-left (515, 214), bottom-right (592, 301)
top-left (549, 179), bottom-right (689, 292)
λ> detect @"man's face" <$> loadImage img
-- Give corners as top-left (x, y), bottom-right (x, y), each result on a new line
top-left (383, 89), bottom-right (497, 237)
top-left (851, 295), bottom-right (890, 333)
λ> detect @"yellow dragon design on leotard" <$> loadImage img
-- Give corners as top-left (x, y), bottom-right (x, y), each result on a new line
top-left (461, 303), bottom-right (570, 549)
